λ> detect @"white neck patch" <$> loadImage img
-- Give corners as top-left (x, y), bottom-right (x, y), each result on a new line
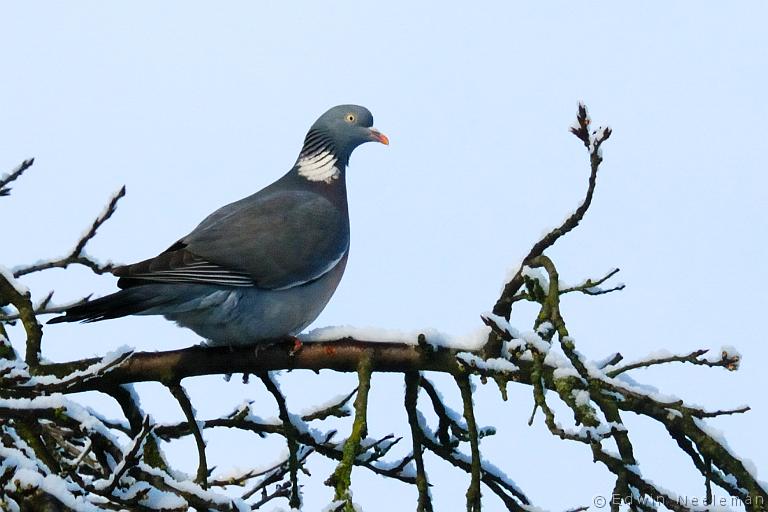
top-left (297, 148), bottom-right (341, 183)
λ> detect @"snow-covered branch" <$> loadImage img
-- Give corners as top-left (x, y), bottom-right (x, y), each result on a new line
top-left (2, 105), bottom-right (764, 511)
top-left (13, 183), bottom-right (125, 278)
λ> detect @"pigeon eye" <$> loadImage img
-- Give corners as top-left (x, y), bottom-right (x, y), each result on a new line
top-left (345, 113), bottom-right (356, 123)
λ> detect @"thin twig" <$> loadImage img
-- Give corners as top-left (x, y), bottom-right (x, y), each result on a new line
top-left (13, 186), bottom-right (126, 278)
top-left (241, 449), bottom-right (312, 501)
top-left (559, 268), bottom-right (625, 295)
top-left (455, 374), bottom-right (482, 512)
top-left (156, 413), bottom-right (417, 485)
top-left (103, 416), bottom-right (153, 493)
top-left (251, 482), bottom-right (291, 510)
top-left (302, 388), bottom-right (358, 421)
top-left (0, 158), bottom-right (34, 197)
top-left (259, 372), bottom-right (302, 509)
top-left (607, 349), bottom-right (740, 377)
top-left (491, 103), bottom-right (611, 322)
top-left (419, 376), bottom-right (466, 444)
top-left (167, 381), bottom-right (208, 488)
top-left (0, 294), bottom-right (91, 322)
top-left (418, 424), bottom-right (529, 510)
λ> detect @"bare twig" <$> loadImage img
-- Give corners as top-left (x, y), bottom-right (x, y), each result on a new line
top-left (213, 448), bottom-right (312, 494)
top-left (607, 349), bottom-right (741, 377)
top-left (251, 482), bottom-right (292, 510)
top-left (455, 373), bottom-right (482, 512)
top-left (167, 381), bottom-right (208, 488)
top-left (13, 186), bottom-right (126, 278)
top-left (420, 376), bottom-right (467, 444)
top-left (241, 448), bottom-right (313, 502)
top-left (302, 388), bottom-right (358, 421)
top-left (0, 158), bottom-right (34, 197)
top-left (259, 372), bottom-right (302, 509)
top-left (102, 416), bottom-right (153, 493)
top-left (559, 268), bottom-right (625, 296)
top-left (0, 294), bottom-right (91, 323)
top-left (127, 464), bottom-right (244, 511)
top-left (491, 103), bottom-right (612, 323)
top-left (419, 424), bottom-right (529, 511)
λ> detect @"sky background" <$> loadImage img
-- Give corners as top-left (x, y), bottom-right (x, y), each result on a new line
top-left (1, 2), bottom-right (767, 510)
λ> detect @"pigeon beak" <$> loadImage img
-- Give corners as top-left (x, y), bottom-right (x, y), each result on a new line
top-left (368, 128), bottom-right (389, 145)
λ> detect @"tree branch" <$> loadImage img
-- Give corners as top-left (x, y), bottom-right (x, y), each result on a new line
top-left (101, 416), bottom-right (152, 494)
top-left (0, 158), bottom-right (34, 197)
top-left (404, 372), bottom-right (433, 512)
top-left (606, 348), bottom-right (741, 377)
top-left (37, 339), bottom-right (464, 390)
top-left (492, 103), bottom-right (611, 322)
top-left (455, 373), bottom-right (482, 512)
top-left (13, 186), bottom-right (125, 278)
top-left (4, 104), bottom-right (764, 511)
top-left (328, 352), bottom-right (373, 510)
top-left (167, 381), bottom-right (208, 489)
top-left (259, 372), bottom-right (302, 509)
top-left (0, 267), bottom-right (43, 368)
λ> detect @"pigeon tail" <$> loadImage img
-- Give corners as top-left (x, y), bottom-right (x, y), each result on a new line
top-left (48, 287), bottom-right (175, 324)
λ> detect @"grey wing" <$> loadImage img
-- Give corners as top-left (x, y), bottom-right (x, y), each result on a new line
top-left (185, 189), bottom-right (349, 289)
top-left (114, 190), bottom-right (349, 290)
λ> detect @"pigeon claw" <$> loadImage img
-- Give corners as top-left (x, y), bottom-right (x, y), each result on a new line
top-left (288, 336), bottom-right (303, 356)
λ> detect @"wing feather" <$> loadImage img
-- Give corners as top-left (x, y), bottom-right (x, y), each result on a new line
top-left (113, 189), bottom-right (349, 290)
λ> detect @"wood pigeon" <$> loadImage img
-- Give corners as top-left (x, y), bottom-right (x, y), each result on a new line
top-left (49, 105), bottom-right (388, 345)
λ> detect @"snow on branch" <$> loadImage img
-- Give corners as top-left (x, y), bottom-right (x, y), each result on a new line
top-left (1, 105), bottom-right (764, 511)
top-left (0, 158), bottom-right (34, 197)
top-left (491, 102), bottom-right (612, 327)
top-left (13, 185), bottom-right (126, 278)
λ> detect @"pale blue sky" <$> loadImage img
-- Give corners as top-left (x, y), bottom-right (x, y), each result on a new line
top-left (2, 2), bottom-right (767, 510)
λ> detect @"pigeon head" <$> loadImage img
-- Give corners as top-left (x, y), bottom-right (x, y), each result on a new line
top-left (296, 104), bottom-right (388, 183)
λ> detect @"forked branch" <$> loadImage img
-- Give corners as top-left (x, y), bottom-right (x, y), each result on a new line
top-left (1, 105), bottom-right (762, 511)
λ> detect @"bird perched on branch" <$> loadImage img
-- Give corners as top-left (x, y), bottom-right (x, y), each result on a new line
top-left (50, 105), bottom-right (388, 345)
